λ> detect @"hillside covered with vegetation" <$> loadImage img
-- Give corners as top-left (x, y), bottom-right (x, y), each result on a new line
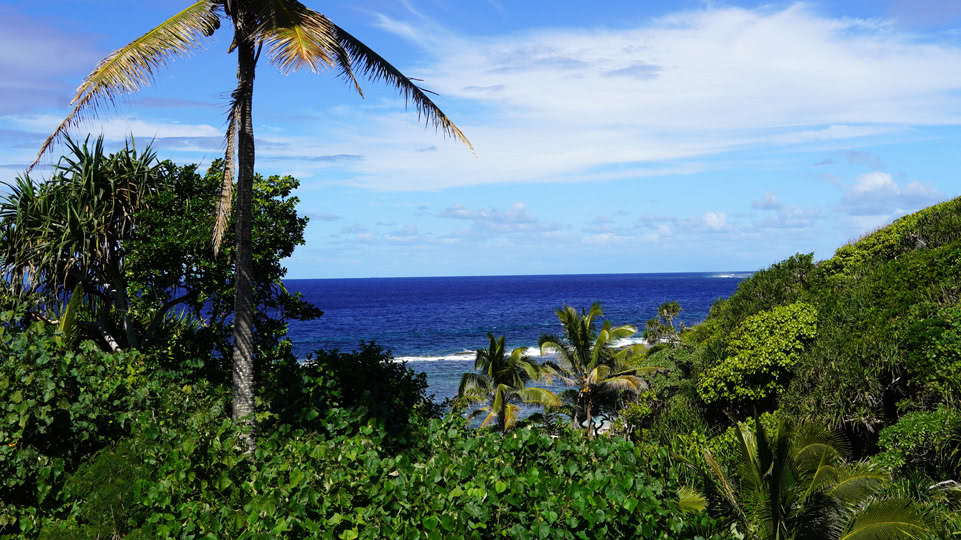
top-left (0, 139), bottom-right (958, 539)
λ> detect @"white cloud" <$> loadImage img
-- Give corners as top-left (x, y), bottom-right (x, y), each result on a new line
top-left (438, 202), bottom-right (565, 240)
top-left (761, 206), bottom-right (821, 229)
top-left (752, 192), bottom-right (783, 210)
top-left (704, 212), bottom-right (728, 230)
top-left (306, 3), bottom-right (961, 190)
top-left (10, 114), bottom-right (222, 140)
top-left (836, 171), bottom-right (942, 216)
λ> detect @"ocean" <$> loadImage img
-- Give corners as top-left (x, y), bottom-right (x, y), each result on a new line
top-left (284, 272), bottom-right (748, 403)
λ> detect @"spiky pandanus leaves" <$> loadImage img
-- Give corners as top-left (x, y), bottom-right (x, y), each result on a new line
top-left (29, 1), bottom-right (220, 171)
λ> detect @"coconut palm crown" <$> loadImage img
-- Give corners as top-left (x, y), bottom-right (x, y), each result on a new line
top-left (539, 302), bottom-right (657, 438)
top-left (456, 333), bottom-right (560, 432)
top-left (29, 0), bottom-right (473, 447)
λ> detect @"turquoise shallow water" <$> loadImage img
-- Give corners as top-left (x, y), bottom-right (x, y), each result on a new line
top-left (284, 272), bottom-right (747, 402)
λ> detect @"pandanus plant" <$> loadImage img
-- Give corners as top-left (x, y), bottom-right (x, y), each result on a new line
top-left (456, 333), bottom-right (560, 433)
top-left (28, 0), bottom-right (473, 445)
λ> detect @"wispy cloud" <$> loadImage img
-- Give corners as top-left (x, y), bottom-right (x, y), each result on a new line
top-left (835, 171), bottom-right (943, 217)
top-left (326, 3), bottom-right (961, 190)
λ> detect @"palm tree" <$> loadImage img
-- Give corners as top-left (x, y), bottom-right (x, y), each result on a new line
top-left (456, 333), bottom-right (560, 433)
top-left (703, 418), bottom-right (928, 540)
top-left (28, 1), bottom-right (473, 444)
top-left (539, 302), bottom-right (656, 438)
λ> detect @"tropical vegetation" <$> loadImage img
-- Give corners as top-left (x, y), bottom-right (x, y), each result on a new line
top-left (455, 333), bottom-right (560, 432)
top-left (29, 0), bottom-right (473, 450)
top-left (538, 303), bottom-right (658, 438)
top-left (2, 136), bottom-right (959, 537)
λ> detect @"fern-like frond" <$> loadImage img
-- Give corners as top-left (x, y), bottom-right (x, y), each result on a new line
top-left (330, 22), bottom-right (474, 156)
top-left (829, 463), bottom-right (889, 505)
top-left (839, 498), bottom-right (928, 540)
top-left (30, 1), bottom-right (219, 170)
top-left (678, 486), bottom-right (708, 513)
top-left (515, 387), bottom-right (561, 408)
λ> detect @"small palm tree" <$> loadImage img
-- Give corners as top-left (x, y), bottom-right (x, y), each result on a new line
top-left (703, 418), bottom-right (928, 540)
top-left (456, 333), bottom-right (560, 433)
top-left (539, 302), bottom-right (657, 438)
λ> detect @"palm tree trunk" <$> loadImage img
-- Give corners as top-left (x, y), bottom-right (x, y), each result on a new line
top-left (586, 399), bottom-right (594, 440)
top-left (230, 17), bottom-right (257, 453)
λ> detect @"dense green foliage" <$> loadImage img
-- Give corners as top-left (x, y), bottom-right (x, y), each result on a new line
top-left (3, 141), bottom-right (958, 538)
top-left (638, 196), bottom-right (961, 538)
top-left (1, 317), bottom-right (725, 539)
top-left (705, 419), bottom-right (927, 540)
top-left (697, 302), bottom-right (816, 407)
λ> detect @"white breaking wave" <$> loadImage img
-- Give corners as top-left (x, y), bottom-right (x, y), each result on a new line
top-left (397, 350), bottom-right (475, 363)
top-left (710, 272), bottom-right (753, 278)
top-left (399, 336), bottom-right (650, 363)
top-left (610, 336), bottom-right (651, 348)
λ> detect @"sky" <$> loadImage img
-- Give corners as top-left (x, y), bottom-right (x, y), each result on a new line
top-left (1, 0), bottom-right (960, 278)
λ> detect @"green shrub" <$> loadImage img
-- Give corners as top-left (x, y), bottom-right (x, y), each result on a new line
top-left (697, 302), bottom-right (817, 406)
top-left (687, 253), bottom-right (816, 346)
top-left (819, 196), bottom-right (961, 279)
top-left (783, 243), bottom-right (961, 432)
top-left (0, 317), bottom-right (159, 538)
top-left (874, 406), bottom-right (961, 479)
top-left (39, 411), bottom-right (731, 539)
top-left (905, 306), bottom-right (961, 403)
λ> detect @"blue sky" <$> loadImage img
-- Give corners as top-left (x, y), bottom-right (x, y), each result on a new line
top-left (2, 0), bottom-right (960, 278)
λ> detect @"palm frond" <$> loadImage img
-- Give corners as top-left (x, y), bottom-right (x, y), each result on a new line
top-left (30, 1), bottom-right (219, 170)
top-left (704, 448), bottom-right (749, 528)
top-left (678, 486), bottom-right (709, 513)
top-left (212, 97), bottom-right (238, 256)
top-left (502, 403), bottom-right (521, 430)
top-left (330, 22), bottom-right (474, 155)
top-left (457, 372), bottom-right (492, 400)
top-left (794, 423), bottom-right (849, 465)
top-left (839, 498), bottom-right (928, 540)
top-left (251, 0), bottom-right (338, 74)
top-left (478, 409), bottom-right (498, 429)
top-left (829, 463), bottom-right (889, 504)
top-left (599, 374), bottom-right (644, 393)
top-left (515, 387), bottom-right (561, 408)
top-left (56, 283), bottom-right (85, 345)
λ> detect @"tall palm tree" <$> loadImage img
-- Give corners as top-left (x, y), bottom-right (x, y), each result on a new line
top-left (28, 1), bottom-right (473, 444)
top-left (703, 418), bottom-right (929, 540)
top-left (539, 302), bottom-right (656, 438)
top-left (456, 333), bottom-right (560, 433)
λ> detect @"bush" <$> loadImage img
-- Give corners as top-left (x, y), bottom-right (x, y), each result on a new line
top-left (266, 342), bottom-right (441, 448)
top-left (39, 411), bottom-right (731, 540)
top-left (874, 406), bottom-right (961, 479)
top-left (819, 196), bottom-right (961, 279)
top-left (697, 302), bottom-right (817, 407)
top-left (0, 316), bottom-right (160, 537)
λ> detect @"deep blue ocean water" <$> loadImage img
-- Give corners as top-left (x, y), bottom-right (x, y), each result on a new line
top-left (284, 272), bottom-right (747, 402)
